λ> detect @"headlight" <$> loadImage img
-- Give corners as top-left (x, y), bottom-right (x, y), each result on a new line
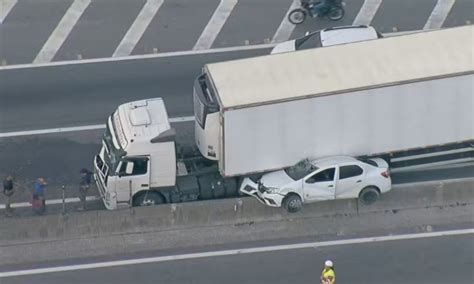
top-left (265, 187), bottom-right (280, 194)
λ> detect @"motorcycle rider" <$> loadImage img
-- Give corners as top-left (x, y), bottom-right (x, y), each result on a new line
top-left (302, 0), bottom-right (337, 16)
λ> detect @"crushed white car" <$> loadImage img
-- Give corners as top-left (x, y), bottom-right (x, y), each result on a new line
top-left (240, 156), bottom-right (391, 212)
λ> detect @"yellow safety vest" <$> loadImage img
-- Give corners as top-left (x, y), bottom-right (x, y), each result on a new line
top-left (321, 268), bottom-right (335, 284)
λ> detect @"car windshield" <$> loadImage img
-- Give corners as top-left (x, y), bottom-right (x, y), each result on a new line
top-left (284, 159), bottom-right (319, 181)
top-left (295, 32), bottom-right (322, 50)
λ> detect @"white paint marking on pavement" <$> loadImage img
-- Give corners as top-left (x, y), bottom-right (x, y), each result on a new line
top-left (113, 0), bottom-right (164, 57)
top-left (352, 0), bottom-right (383, 26)
top-left (1, 228), bottom-right (472, 278)
top-left (271, 0), bottom-right (300, 43)
top-left (0, 43), bottom-right (275, 71)
top-left (193, 0), bottom-right (239, 50)
top-left (0, 29), bottom-right (419, 71)
top-left (424, 0), bottom-right (456, 29)
top-left (0, 196), bottom-right (101, 209)
top-left (391, 147), bottom-right (473, 162)
top-left (0, 116), bottom-right (195, 138)
top-left (0, 0), bottom-right (17, 24)
top-left (33, 0), bottom-right (91, 64)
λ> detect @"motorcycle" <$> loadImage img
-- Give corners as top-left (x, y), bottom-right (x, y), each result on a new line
top-left (288, 0), bottom-right (345, 24)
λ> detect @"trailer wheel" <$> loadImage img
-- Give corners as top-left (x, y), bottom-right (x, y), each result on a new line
top-left (283, 194), bottom-right (302, 213)
top-left (359, 186), bottom-right (380, 205)
top-left (133, 191), bottom-right (165, 207)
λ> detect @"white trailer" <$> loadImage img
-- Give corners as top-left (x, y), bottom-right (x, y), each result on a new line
top-left (194, 25), bottom-right (474, 177)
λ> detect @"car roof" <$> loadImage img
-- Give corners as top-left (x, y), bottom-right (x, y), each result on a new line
top-left (320, 25), bottom-right (378, 46)
top-left (310, 156), bottom-right (359, 167)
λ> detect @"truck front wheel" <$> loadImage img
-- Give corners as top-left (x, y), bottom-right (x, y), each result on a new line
top-left (283, 194), bottom-right (302, 213)
top-left (133, 191), bottom-right (165, 207)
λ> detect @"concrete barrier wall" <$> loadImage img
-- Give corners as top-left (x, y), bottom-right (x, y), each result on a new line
top-left (1, 178), bottom-right (473, 247)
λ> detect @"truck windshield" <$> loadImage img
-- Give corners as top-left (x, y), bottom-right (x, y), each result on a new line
top-left (193, 73), bottom-right (219, 128)
top-left (102, 114), bottom-right (126, 174)
top-left (284, 159), bottom-right (318, 181)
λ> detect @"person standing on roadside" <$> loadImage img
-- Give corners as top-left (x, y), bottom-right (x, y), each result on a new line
top-left (321, 260), bottom-right (335, 284)
top-left (32, 177), bottom-right (47, 214)
top-left (3, 175), bottom-right (15, 217)
top-left (78, 168), bottom-right (92, 211)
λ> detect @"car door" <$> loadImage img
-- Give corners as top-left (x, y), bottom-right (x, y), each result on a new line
top-left (114, 157), bottom-right (151, 203)
top-left (302, 167), bottom-right (336, 202)
top-left (336, 164), bottom-right (365, 198)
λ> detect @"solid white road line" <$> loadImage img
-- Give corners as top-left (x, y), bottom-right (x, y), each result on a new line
top-left (0, 116), bottom-right (195, 138)
top-left (352, 0), bottom-right (383, 26)
top-left (0, 0), bottom-right (17, 24)
top-left (0, 196), bottom-right (101, 210)
top-left (391, 147), bottom-right (473, 162)
top-left (0, 42), bottom-right (275, 71)
top-left (424, 0), bottom-right (456, 29)
top-left (113, 0), bottom-right (164, 57)
top-left (193, 0), bottom-right (239, 50)
top-left (1, 228), bottom-right (472, 278)
top-left (271, 0), bottom-right (300, 43)
top-left (33, 0), bottom-right (91, 64)
top-left (391, 158), bottom-right (474, 173)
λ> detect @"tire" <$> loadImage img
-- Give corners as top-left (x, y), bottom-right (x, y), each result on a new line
top-left (327, 6), bottom-right (344, 21)
top-left (132, 191), bottom-right (165, 207)
top-left (283, 194), bottom-right (303, 213)
top-left (359, 187), bottom-right (380, 205)
top-left (288, 9), bottom-right (306, 24)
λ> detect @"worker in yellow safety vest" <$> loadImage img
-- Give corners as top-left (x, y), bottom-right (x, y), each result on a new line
top-left (321, 260), bottom-right (335, 284)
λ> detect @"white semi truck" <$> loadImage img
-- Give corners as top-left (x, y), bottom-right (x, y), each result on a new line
top-left (94, 26), bottom-right (474, 210)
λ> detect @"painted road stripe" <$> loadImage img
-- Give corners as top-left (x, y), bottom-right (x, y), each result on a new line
top-left (0, 196), bottom-right (101, 210)
top-left (0, 116), bottom-right (195, 138)
top-left (0, 30), bottom-right (413, 71)
top-left (33, 0), bottom-right (91, 64)
top-left (391, 147), bottom-right (473, 162)
top-left (424, 0), bottom-right (456, 29)
top-left (193, 0), bottom-right (239, 50)
top-left (0, 43), bottom-right (275, 71)
top-left (1, 228), bottom-right (472, 277)
top-left (391, 158), bottom-right (474, 173)
top-left (271, 0), bottom-right (300, 43)
top-left (353, 0), bottom-right (383, 26)
top-left (0, 0), bottom-right (17, 24)
top-left (113, 0), bottom-right (164, 57)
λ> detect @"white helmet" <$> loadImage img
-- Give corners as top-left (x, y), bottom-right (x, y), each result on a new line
top-left (325, 260), bottom-right (333, 267)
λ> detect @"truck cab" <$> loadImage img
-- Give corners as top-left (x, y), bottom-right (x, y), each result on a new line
top-left (94, 98), bottom-right (177, 210)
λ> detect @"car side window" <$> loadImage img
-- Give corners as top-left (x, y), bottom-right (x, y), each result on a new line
top-left (339, 165), bottom-right (363, 179)
top-left (120, 158), bottom-right (148, 176)
top-left (306, 168), bottom-right (335, 184)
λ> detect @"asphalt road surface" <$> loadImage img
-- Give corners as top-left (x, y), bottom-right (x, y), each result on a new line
top-left (0, 48), bottom-right (269, 133)
top-left (1, 232), bottom-right (473, 284)
top-left (0, 0), bottom-right (472, 65)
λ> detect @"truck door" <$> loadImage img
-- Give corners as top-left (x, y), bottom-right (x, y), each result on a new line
top-left (336, 164), bottom-right (365, 198)
top-left (115, 157), bottom-right (151, 203)
top-left (302, 167), bottom-right (336, 202)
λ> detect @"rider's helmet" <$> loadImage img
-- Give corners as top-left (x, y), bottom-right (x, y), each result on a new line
top-left (325, 260), bottom-right (333, 267)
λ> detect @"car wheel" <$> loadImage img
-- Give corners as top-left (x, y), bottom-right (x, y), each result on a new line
top-left (359, 187), bottom-right (380, 205)
top-left (283, 194), bottom-right (302, 213)
top-left (133, 191), bottom-right (165, 207)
